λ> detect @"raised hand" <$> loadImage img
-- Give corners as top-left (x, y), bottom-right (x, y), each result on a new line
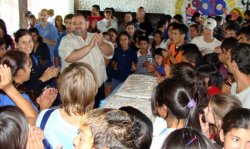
top-left (111, 61), bottom-right (118, 71)
top-left (36, 88), bottom-right (58, 110)
top-left (26, 126), bottom-right (45, 149)
top-left (0, 64), bottom-right (12, 91)
top-left (95, 33), bottom-right (104, 46)
top-left (131, 62), bottom-right (137, 71)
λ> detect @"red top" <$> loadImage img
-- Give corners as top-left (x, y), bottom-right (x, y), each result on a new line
top-left (208, 86), bottom-right (221, 96)
top-left (87, 15), bottom-right (104, 30)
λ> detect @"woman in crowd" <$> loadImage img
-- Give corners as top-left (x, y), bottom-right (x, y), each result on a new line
top-left (55, 15), bottom-right (66, 35)
top-left (14, 29), bottom-right (59, 100)
top-left (0, 20), bottom-right (15, 49)
top-left (29, 27), bottom-right (51, 69)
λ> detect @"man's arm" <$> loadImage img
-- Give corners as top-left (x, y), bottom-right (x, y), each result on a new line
top-left (96, 33), bottom-right (114, 58)
top-left (65, 34), bottom-right (96, 63)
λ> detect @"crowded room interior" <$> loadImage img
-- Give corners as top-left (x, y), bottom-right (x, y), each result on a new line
top-left (1, 0), bottom-right (250, 148)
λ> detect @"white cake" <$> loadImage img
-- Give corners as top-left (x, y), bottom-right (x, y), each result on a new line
top-left (103, 74), bottom-right (157, 121)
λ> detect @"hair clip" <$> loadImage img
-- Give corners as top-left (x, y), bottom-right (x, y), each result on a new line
top-left (187, 99), bottom-right (196, 108)
top-left (186, 136), bottom-right (197, 146)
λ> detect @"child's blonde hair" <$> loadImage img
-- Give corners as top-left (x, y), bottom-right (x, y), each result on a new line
top-left (57, 62), bottom-right (98, 115)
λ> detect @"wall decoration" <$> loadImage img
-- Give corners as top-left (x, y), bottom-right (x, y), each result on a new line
top-left (176, 0), bottom-right (245, 22)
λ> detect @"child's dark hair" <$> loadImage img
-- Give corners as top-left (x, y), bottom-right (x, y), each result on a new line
top-left (195, 63), bottom-right (223, 89)
top-left (119, 106), bottom-right (153, 149)
top-left (225, 22), bottom-right (240, 34)
top-left (102, 32), bottom-right (109, 37)
top-left (172, 23), bottom-right (189, 35)
top-left (107, 28), bottom-right (118, 35)
top-left (222, 108), bottom-right (250, 135)
top-left (28, 27), bottom-right (42, 42)
top-left (0, 50), bottom-right (28, 77)
top-left (14, 29), bottom-right (31, 43)
top-left (162, 128), bottom-right (215, 149)
top-left (173, 14), bottom-right (183, 23)
top-left (152, 48), bottom-right (164, 58)
top-left (190, 23), bottom-right (201, 35)
top-left (125, 21), bottom-right (135, 29)
top-left (191, 12), bottom-right (201, 22)
top-left (151, 30), bottom-right (163, 50)
top-left (203, 53), bottom-right (222, 70)
top-left (238, 26), bottom-right (250, 41)
top-left (151, 78), bottom-right (201, 131)
top-left (181, 43), bottom-right (202, 66)
top-left (171, 62), bottom-right (209, 110)
top-left (117, 31), bottom-right (130, 48)
top-left (221, 37), bottom-right (238, 52)
top-left (138, 35), bottom-right (149, 43)
top-left (167, 22), bottom-right (179, 30)
top-left (0, 38), bottom-right (6, 47)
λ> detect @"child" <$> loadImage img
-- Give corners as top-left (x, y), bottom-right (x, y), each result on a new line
top-left (125, 22), bottom-right (138, 50)
top-left (135, 36), bottom-right (153, 75)
top-left (162, 128), bottom-right (215, 149)
top-left (107, 28), bottom-right (118, 48)
top-left (220, 108), bottom-right (250, 149)
top-left (102, 31), bottom-right (111, 41)
top-left (181, 43), bottom-right (203, 67)
top-left (73, 108), bottom-right (135, 149)
top-left (152, 48), bottom-right (170, 78)
top-left (0, 38), bottom-right (6, 58)
top-left (111, 31), bottom-right (138, 89)
top-left (151, 78), bottom-right (200, 149)
top-left (195, 64), bottom-right (223, 96)
top-left (203, 93), bottom-right (242, 145)
top-left (151, 30), bottom-right (165, 51)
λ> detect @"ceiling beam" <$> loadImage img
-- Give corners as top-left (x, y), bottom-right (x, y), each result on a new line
top-left (19, 0), bottom-right (28, 29)
top-left (74, 0), bottom-right (79, 14)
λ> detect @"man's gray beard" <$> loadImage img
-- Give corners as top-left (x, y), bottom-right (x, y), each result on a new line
top-left (73, 30), bottom-right (86, 36)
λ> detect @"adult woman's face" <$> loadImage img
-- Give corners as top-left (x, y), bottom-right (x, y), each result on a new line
top-left (16, 34), bottom-right (34, 55)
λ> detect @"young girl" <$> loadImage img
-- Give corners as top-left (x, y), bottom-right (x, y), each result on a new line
top-left (204, 93), bottom-right (242, 145)
top-left (111, 31), bottom-right (138, 89)
top-left (125, 22), bottom-right (138, 50)
top-left (195, 63), bottom-right (223, 96)
top-left (162, 128), bottom-right (215, 149)
top-left (29, 27), bottom-right (51, 69)
top-left (151, 30), bottom-right (165, 51)
top-left (55, 15), bottom-right (66, 35)
top-left (151, 78), bottom-right (200, 149)
top-left (220, 108), bottom-right (250, 149)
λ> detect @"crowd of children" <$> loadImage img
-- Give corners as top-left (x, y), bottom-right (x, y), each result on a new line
top-left (0, 4), bottom-right (250, 149)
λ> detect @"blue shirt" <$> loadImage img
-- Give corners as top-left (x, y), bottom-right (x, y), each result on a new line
top-left (53, 31), bottom-right (67, 67)
top-left (35, 22), bottom-right (58, 65)
top-left (36, 109), bottom-right (78, 149)
top-left (0, 92), bottom-right (38, 111)
top-left (111, 47), bottom-right (138, 81)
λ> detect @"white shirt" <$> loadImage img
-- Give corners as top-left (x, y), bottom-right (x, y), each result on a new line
top-left (59, 32), bottom-right (114, 87)
top-left (231, 82), bottom-right (250, 109)
top-left (97, 18), bottom-right (118, 32)
top-left (191, 36), bottom-right (221, 55)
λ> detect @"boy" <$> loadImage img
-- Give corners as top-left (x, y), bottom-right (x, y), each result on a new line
top-left (167, 23), bottom-right (189, 65)
top-left (151, 48), bottom-right (170, 78)
top-left (135, 36), bottom-right (153, 75)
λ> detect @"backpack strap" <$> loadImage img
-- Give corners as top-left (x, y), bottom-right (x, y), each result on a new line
top-left (40, 109), bottom-right (55, 130)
